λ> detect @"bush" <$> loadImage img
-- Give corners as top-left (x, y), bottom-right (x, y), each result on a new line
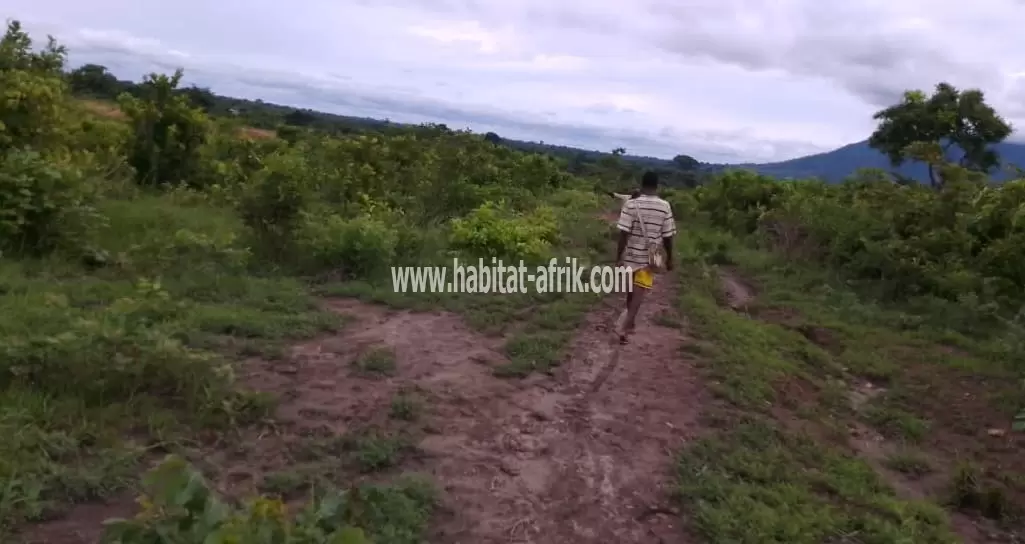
top-left (0, 148), bottom-right (99, 255)
top-left (101, 455), bottom-right (435, 544)
top-left (449, 201), bottom-right (559, 262)
top-left (0, 21), bottom-right (70, 152)
top-left (1, 279), bottom-right (234, 408)
top-left (237, 149), bottom-right (311, 260)
top-left (119, 69), bottom-right (211, 187)
top-left (297, 212), bottom-right (399, 277)
top-left (693, 168), bottom-right (1025, 313)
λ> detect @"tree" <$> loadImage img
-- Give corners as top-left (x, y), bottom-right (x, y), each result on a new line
top-left (672, 154), bottom-right (699, 171)
top-left (178, 85), bottom-right (216, 112)
top-left (868, 82), bottom-right (1012, 188)
top-left (283, 109), bottom-right (316, 126)
top-left (119, 68), bottom-right (210, 186)
top-left (67, 63), bottom-right (121, 98)
top-left (0, 20), bottom-right (69, 151)
top-left (483, 131), bottom-right (501, 145)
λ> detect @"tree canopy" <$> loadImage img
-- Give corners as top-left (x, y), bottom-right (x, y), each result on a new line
top-left (868, 82), bottom-right (1012, 188)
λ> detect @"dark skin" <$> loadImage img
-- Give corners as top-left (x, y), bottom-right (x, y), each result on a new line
top-left (615, 188), bottom-right (673, 271)
top-left (615, 187), bottom-right (673, 342)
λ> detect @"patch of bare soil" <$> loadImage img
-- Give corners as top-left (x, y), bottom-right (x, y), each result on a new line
top-left (19, 496), bottom-right (139, 544)
top-left (716, 267), bottom-right (754, 311)
top-left (79, 99), bottom-right (126, 120)
top-left (21, 277), bottom-right (704, 544)
top-left (238, 126), bottom-right (277, 140)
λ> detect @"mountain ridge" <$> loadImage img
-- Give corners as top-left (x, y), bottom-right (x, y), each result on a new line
top-left (708, 140), bottom-right (1025, 182)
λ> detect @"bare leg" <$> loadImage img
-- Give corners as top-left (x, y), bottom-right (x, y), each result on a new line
top-left (615, 291), bottom-right (632, 336)
top-left (624, 286), bottom-right (648, 334)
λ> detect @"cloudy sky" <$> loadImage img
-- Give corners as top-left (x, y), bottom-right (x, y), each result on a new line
top-left (5, 0), bottom-right (1025, 163)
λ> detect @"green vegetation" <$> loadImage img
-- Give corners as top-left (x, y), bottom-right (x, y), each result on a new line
top-left (102, 455), bottom-right (434, 544)
top-left (869, 83), bottom-right (1012, 188)
top-left (3, 15), bottom-right (1025, 544)
top-left (0, 20), bottom-right (606, 542)
top-left (352, 347), bottom-right (398, 377)
top-left (668, 152), bottom-right (1025, 539)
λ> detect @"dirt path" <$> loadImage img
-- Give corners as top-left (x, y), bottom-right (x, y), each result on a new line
top-left (243, 273), bottom-right (703, 543)
top-left (19, 274), bottom-right (702, 543)
top-left (416, 275), bottom-right (702, 543)
top-left (531, 278), bottom-right (703, 543)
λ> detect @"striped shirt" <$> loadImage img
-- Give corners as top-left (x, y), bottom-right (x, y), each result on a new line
top-left (617, 195), bottom-right (676, 269)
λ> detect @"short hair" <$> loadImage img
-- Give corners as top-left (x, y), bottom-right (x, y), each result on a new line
top-left (641, 171), bottom-right (659, 189)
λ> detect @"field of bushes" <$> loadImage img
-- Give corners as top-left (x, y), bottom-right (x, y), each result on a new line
top-left (3, 17), bottom-right (1025, 543)
top-left (664, 167), bottom-right (1025, 541)
top-left (1, 20), bottom-right (613, 542)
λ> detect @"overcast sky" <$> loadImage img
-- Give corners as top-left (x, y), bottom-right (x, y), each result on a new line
top-left (5, 0), bottom-right (1025, 163)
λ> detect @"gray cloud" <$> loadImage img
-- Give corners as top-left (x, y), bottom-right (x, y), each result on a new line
top-left (649, 0), bottom-right (1018, 109)
top-left (5, 0), bottom-right (1024, 162)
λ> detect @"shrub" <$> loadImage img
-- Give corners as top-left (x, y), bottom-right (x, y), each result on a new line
top-left (297, 212), bottom-right (399, 278)
top-left (237, 149), bottom-right (311, 260)
top-left (1, 279), bottom-right (234, 409)
top-left (0, 21), bottom-right (70, 152)
top-left (101, 455), bottom-right (435, 544)
top-left (449, 201), bottom-right (559, 262)
top-left (0, 148), bottom-right (98, 255)
top-left (118, 69), bottom-right (211, 187)
top-left (694, 168), bottom-right (1025, 313)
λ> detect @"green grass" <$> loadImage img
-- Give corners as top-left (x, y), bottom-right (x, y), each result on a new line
top-left (1, 182), bottom-right (614, 539)
top-left (108, 455), bottom-right (437, 544)
top-left (258, 430), bottom-right (419, 499)
top-left (0, 195), bottom-right (342, 537)
top-left (389, 391), bottom-right (422, 422)
top-left (884, 450), bottom-right (934, 478)
top-left (352, 347), bottom-right (398, 377)
top-left (676, 419), bottom-right (957, 543)
top-left (669, 225), bottom-right (1025, 543)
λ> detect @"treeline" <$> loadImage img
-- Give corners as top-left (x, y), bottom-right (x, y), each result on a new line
top-left (63, 63), bottom-right (712, 188)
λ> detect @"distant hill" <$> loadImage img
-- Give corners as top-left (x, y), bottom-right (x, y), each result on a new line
top-left (710, 140), bottom-right (1025, 183)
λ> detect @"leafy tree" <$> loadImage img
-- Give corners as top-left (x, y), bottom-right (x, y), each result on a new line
top-left (284, 109), bottom-right (316, 126)
top-left (0, 21), bottom-right (98, 255)
top-left (179, 84), bottom-right (216, 112)
top-left (847, 167), bottom-right (892, 184)
top-left (67, 63), bottom-right (121, 98)
top-left (416, 122), bottom-right (451, 137)
top-left (672, 154), bottom-right (700, 171)
top-left (483, 131), bottom-right (501, 144)
top-left (0, 20), bottom-right (69, 151)
top-left (276, 124), bottom-right (302, 144)
top-left (119, 68), bottom-right (211, 186)
top-left (869, 82), bottom-right (1012, 188)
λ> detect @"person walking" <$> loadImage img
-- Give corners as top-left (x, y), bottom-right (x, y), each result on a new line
top-left (614, 171), bottom-right (675, 345)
